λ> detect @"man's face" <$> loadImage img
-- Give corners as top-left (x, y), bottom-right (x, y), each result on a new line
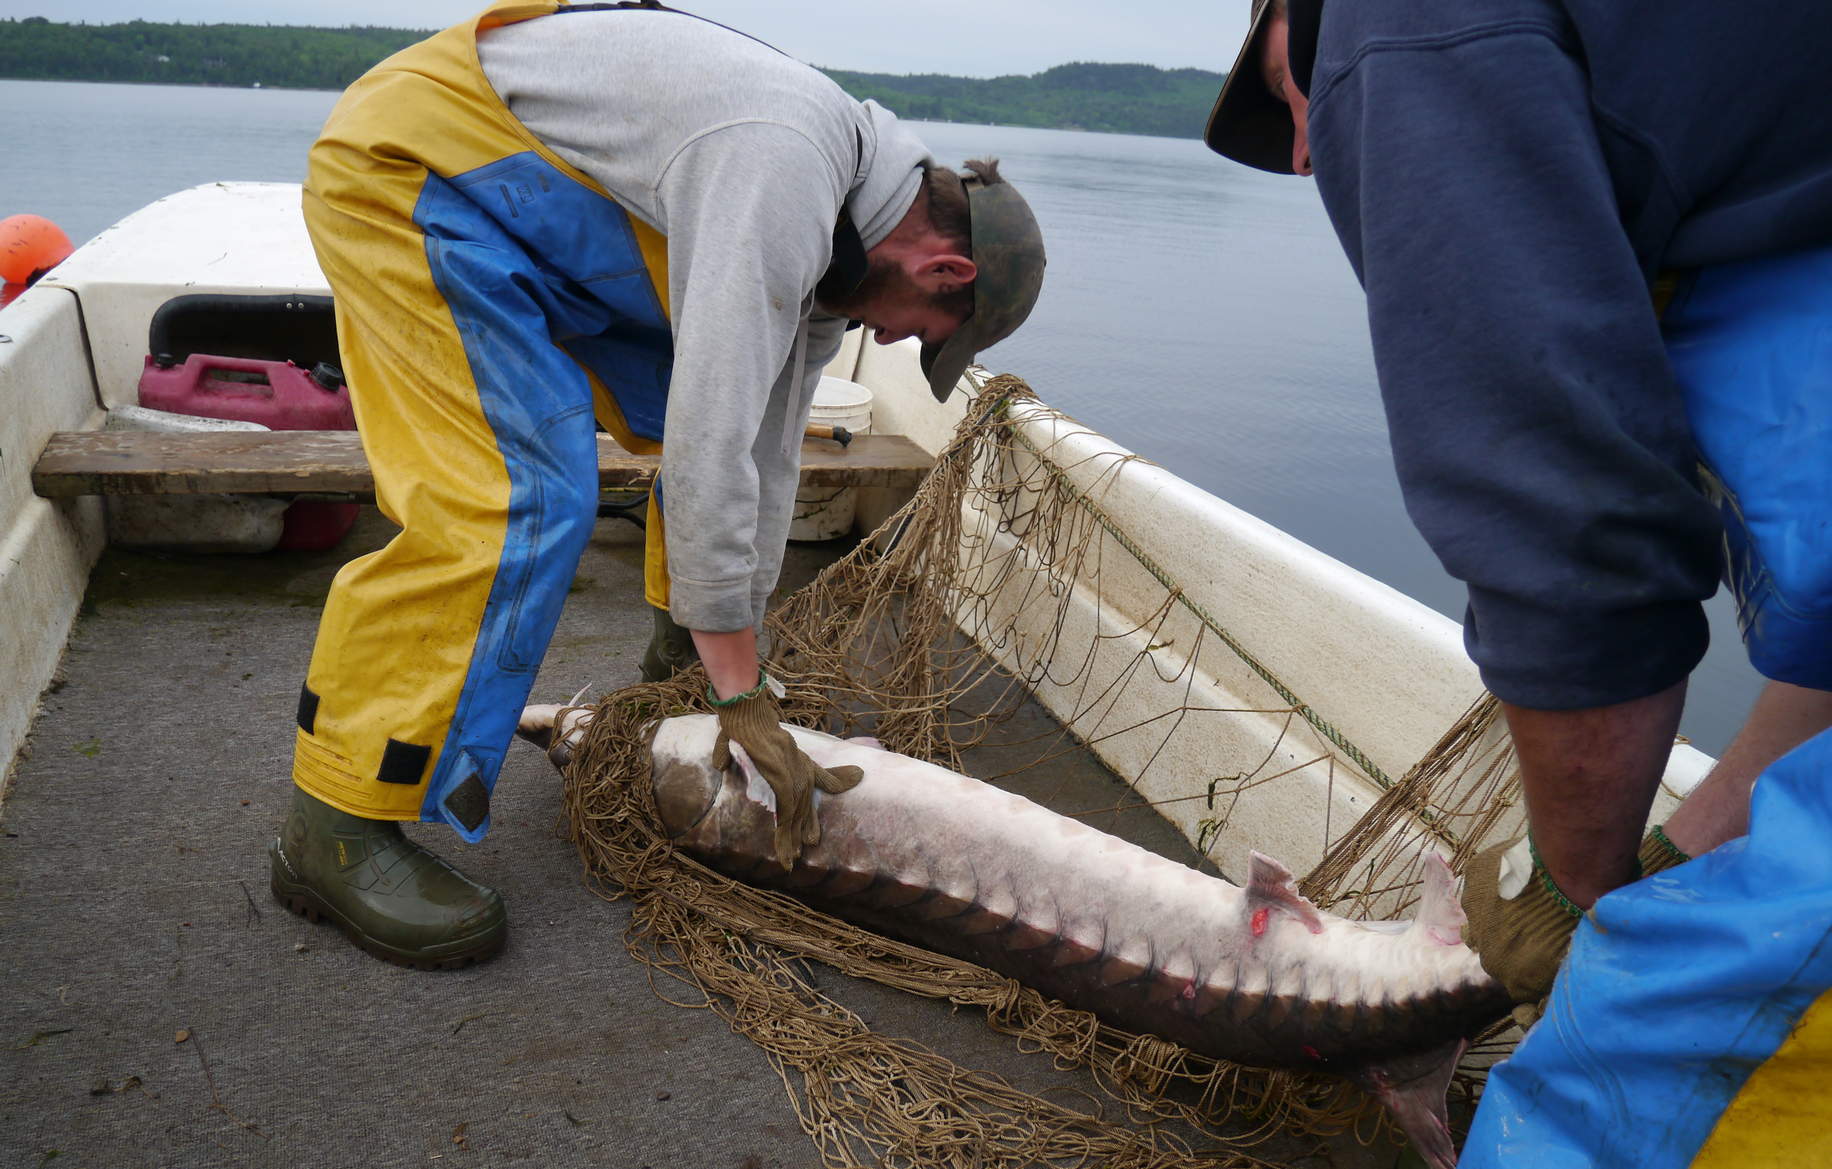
top-left (822, 254), bottom-right (972, 348)
top-left (1259, 14), bottom-right (1313, 176)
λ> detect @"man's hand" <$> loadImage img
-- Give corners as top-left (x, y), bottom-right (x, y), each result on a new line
top-left (1460, 684), bottom-right (1687, 1003)
top-left (1461, 837), bottom-right (1584, 1002)
top-left (711, 685), bottom-right (863, 867)
top-left (1463, 824), bottom-right (1693, 1005)
top-left (688, 626), bottom-right (862, 864)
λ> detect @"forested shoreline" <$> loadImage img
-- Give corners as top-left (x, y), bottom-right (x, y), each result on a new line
top-left (0, 16), bottom-right (1226, 140)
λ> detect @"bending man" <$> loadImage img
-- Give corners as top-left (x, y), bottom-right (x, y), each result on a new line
top-left (269, 0), bottom-right (1045, 970)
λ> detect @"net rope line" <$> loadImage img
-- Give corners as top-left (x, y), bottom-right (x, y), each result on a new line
top-left (998, 417), bottom-right (1396, 795)
top-left (965, 391), bottom-right (1519, 875)
top-left (922, 385), bottom-right (1511, 868)
top-left (561, 374), bottom-right (1522, 1168)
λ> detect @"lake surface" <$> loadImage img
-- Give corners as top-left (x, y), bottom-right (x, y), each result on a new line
top-left (2, 78), bottom-right (1762, 753)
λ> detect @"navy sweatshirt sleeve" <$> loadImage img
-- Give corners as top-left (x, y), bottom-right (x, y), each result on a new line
top-left (1305, 10), bottom-right (1722, 710)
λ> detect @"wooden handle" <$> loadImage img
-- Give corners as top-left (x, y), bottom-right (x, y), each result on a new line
top-left (804, 423), bottom-right (854, 448)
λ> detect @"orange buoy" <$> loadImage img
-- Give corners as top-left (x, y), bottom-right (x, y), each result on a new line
top-left (0, 214), bottom-right (75, 285)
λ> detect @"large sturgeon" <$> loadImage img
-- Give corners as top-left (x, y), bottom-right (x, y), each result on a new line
top-left (520, 706), bottom-right (1509, 1168)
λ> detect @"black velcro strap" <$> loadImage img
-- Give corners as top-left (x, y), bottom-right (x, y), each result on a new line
top-left (445, 774), bottom-right (491, 833)
top-left (297, 685), bottom-right (320, 735)
top-left (377, 739), bottom-right (431, 786)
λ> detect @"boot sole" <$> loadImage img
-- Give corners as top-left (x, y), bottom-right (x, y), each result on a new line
top-left (271, 866), bottom-right (506, 972)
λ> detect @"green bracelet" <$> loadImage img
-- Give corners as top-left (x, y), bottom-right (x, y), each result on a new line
top-left (1526, 835), bottom-right (1587, 919)
top-left (707, 670), bottom-right (771, 708)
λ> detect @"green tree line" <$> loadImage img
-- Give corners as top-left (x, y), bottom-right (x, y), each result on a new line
top-left (0, 17), bottom-right (1226, 139)
top-left (823, 62), bottom-right (1224, 139)
top-left (0, 17), bottom-right (424, 91)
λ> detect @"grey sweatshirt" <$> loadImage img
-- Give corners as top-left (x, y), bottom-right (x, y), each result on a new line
top-left (477, 8), bottom-right (930, 632)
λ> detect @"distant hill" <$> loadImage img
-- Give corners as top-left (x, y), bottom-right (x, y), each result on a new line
top-left (0, 17), bottom-right (425, 92)
top-left (0, 17), bottom-right (1225, 140)
top-left (823, 62), bottom-right (1224, 140)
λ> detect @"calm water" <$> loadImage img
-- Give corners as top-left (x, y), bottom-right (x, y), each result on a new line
top-left (2, 79), bottom-right (1762, 753)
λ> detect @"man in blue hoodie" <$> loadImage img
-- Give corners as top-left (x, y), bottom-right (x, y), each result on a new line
top-left (1208, 1), bottom-right (1832, 1163)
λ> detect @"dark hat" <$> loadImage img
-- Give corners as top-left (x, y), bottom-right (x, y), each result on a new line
top-left (1204, 0), bottom-right (1296, 174)
top-left (919, 160), bottom-right (1046, 402)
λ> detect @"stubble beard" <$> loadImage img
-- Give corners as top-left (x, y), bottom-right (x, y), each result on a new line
top-left (818, 254), bottom-right (922, 321)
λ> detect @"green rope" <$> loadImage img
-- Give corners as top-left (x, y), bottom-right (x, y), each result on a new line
top-left (997, 413), bottom-right (1395, 791)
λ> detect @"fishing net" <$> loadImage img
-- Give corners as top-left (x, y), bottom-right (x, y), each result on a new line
top-left (562, 374), bottom-right (1523, 1168)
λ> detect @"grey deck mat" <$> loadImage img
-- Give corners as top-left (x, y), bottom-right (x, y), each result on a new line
top-left (0, 509), bottom-right (1374, 1169)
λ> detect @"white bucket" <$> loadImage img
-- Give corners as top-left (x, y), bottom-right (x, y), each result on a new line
top-left (790, 376), bottom-right (874, 541)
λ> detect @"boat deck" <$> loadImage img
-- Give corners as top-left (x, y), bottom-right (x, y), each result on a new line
top-left (0, 509), bottom-right (1376, 1168)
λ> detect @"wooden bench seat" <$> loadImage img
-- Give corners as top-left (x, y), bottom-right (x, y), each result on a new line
top-left (31, 429), bottom-right (933, 501)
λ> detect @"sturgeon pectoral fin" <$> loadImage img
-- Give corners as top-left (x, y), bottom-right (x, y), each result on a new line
top-left (1245, 852), bottom-right (1325, 935)
top-left (1409, 852), bottom-right (1468, 947)
top-left (1351, 1038), bottom-right (1466, 1169)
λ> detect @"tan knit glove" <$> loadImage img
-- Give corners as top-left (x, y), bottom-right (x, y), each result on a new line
top-left (1466, 828), bottom-right (1691, 1016)
top-left (1460, 837), bottom-right (1584, 1003)
top-left (710, 681), bottom-right (863, 868)
top-left (1639, 824), bottom-right (1691, 877)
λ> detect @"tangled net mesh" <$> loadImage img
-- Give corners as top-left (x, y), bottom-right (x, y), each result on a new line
top-left (563, 374), bottom-right (1523, 1168)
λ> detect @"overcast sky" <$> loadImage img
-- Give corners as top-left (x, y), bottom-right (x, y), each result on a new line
top-left (0, 1), bottom-right (1249, 77)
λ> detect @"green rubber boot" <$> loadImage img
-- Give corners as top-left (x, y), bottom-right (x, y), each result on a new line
top-left (269, 786), bottom-right (506, 970)
top-left (638, 604), bottom-right (700, 683)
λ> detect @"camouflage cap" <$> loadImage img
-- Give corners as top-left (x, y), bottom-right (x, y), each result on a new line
top-left (919, 160), bottom-right (1047, 402)
top-left (1203, 0), bottom-right (1295, 174)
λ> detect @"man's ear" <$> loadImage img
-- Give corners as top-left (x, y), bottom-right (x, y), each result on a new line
top-left (915, 253), bottom-right (976, 293)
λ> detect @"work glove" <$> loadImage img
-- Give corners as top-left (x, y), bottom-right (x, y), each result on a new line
top-left (1460, 837), bottom-right (1584, 1004)
top-left (1465, 827), bottom-right (1692, 1014)
top-left (1638, 824), bottom-right (1691, 877)
top-left (709, 676), bottom-right (863, 868)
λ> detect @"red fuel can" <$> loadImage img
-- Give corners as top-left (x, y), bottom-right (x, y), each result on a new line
top-left (138, 353), bottom-right (361, 550)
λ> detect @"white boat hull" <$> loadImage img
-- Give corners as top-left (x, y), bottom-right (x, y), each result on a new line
top-left (0, 182), bottom-right (1712, 860)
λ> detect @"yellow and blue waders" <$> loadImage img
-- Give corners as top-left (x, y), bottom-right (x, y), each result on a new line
top-left (295, 0), bottom-right (678, 842)
top-left (1663, 245), bottom-right (1832, 691)
top-left (1464, 251), bottom-right (1832, 1166)
top-left (1460, 727), bottom-right (1832, 1167)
